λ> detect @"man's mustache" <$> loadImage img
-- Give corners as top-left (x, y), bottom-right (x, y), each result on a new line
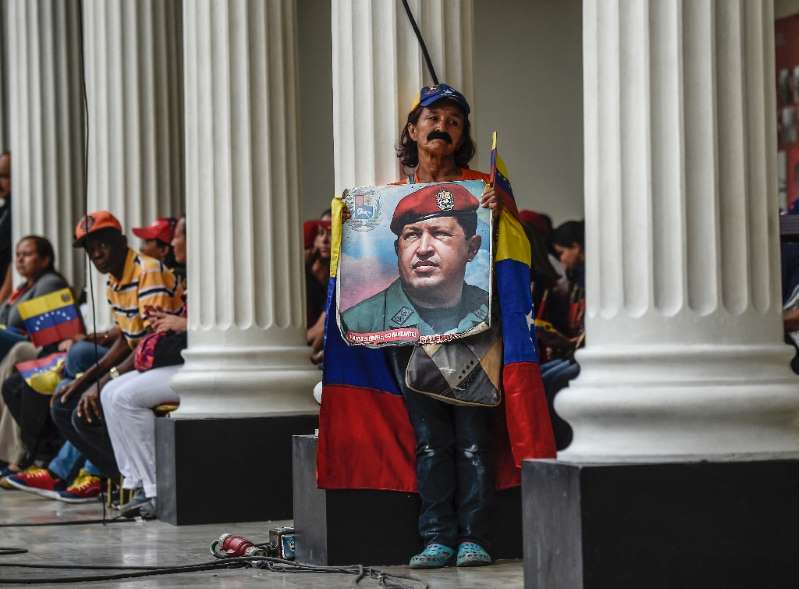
top-left (426, 130), bottom-right (452, 144)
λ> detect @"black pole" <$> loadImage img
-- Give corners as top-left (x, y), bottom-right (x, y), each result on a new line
top-left (400, 0), bottom-right (440, 85)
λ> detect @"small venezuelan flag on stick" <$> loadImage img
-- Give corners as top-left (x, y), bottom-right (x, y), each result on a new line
top-left (490, 130), bottom-right (519, 217)
top-left (17, 288), bottom-right (84, 347)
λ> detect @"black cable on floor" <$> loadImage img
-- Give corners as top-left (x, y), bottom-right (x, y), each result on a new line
top-left (0, 517), bottom-right (135, 528)
top-left (0, 556), bottom-right (429, 588)
top-left (0, 549), bottom-right (26, 557)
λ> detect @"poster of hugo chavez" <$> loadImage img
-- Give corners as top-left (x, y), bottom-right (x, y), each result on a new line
top-left (336, 179), bottom-right (492, 348)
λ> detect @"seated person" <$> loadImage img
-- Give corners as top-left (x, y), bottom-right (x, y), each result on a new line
top-left (132, 217), bottom-right (178, 267)
top-left (101, 217), bottom-right (188, 518)
top-left (305, 217), bottom-right (331, 365)
top-left (0, 236), bottom-right (70, 357)
top-left (538, 220), bottom-right (586, 450)
top-left (0, 236), bottom-right (70, 470)
top-left (46, 211), bottom-right (182, 494)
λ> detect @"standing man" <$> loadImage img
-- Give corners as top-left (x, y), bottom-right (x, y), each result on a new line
top-left (390, 84), bottom-right (499, 568)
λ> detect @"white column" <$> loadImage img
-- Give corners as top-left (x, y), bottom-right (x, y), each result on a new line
top-left (6, 0), bottom-right (84, 289)
top-left (558, 0), bottom-right (799, 461)
top-left (0, 0), bottom-right (9, 151)
top-left (82, 0), bottom-right (183, 328)
top-left (331, 0), bottom-right (474, 192)
top-left (172, 0), bottom-right (318, 416)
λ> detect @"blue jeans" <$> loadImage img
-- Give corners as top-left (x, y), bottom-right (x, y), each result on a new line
top-left (64, 341), bottom-right (108, 380)
top-left (48, 341), bottom-right (111, 479)
top-left (541, 358), bottom-right (580, 450)
top-left (48, 441), bottom-right (101, 481)
top-left (389, 348), bottom-right (495, 549)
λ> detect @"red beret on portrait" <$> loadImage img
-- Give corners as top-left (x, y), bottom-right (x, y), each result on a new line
top-left (390, 183), bottom-right (479, 235)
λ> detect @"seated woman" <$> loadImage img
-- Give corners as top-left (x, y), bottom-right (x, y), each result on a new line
top-left (0, 236), bottom-right (70, 357)
top-left (0, 236), bottom-right (70, 470)
top-left (100, 217), bottom-right (187, 518)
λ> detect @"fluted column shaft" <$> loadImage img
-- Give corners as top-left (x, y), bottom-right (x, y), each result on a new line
top-left (172, 0), bottom-right (318, 416)
top-left (332, 0), bottom-right (474, 191)
top-left (558, 0), bottom-right (799, 461)
top-left (82, 0), bottom-right (183, 328)
top-left (7, 0), bottom-right (84, 290)
top-left (0, 0), bottom-right (9, 152)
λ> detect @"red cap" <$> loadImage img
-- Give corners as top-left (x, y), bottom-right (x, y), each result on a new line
top-left (518, 210), bottom-right (553, 236)
top-left (73, 211), bottom-right (123, 247)
top-left (132, 217), bottom-right (176, 244)
top-left (303, 219), bottom-right (332, 249)
top-left (390, 183), bottom-right (478, 235)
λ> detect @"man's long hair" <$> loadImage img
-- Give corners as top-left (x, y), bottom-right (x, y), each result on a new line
top-left (396, 99), bottom-right (476, 170)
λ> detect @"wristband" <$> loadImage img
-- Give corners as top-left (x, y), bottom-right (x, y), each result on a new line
top-left (109, 366), bottom-right (121, 380)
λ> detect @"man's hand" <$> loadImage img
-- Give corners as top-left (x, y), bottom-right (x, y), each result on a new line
top-left (306, 313), bottom-right (325, 351)
top-left (481, 185), bottom-right (501, 211)
top-left (57, 379), bottom-right (82, 403)
top-left (58, 338), bottom-right (76, 352)
top-left (150, 313), bottom-right (187, 333)
top-left (76, 379), bottom-right (105, 423)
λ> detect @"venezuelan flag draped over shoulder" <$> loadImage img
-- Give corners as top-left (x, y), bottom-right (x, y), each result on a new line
top-left (317, 136), bottom-right (555, 492)
top-left (17, 288), bottom-right (84, 347)
top-left (16, 352), bottom-right (67, 395)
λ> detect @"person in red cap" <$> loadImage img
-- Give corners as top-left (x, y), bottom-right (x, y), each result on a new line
top-left (305, 214), bottom-right (332, 363)
top-left (132, 217), bottom-right (177, 267)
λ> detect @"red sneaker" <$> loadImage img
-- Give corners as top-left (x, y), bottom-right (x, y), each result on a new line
top-left (6, 467), bottom-right (65, 499)
top-left (57, 469), bottom-right (102, 504)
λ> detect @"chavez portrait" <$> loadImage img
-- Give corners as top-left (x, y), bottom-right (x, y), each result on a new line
top-left (337, 179), bottom-right (492, 347)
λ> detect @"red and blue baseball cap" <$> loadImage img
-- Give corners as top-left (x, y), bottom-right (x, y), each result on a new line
top-left (415, 83), bottom-right (470, 115)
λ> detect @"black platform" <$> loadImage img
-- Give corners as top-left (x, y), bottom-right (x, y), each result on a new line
top-left (522, 459), bottom-right (799, 589)
top-left (292, 434), bottom-right (523, 565)
top-left (155, 414), bottom-right (317, 525)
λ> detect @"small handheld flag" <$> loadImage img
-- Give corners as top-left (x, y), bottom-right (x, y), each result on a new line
top-left (16, 352), bottom-right (67, 395)
top-left (17, 288), bottom-right (84, 347)
top-left (490, 131), bottom-right (520, 217)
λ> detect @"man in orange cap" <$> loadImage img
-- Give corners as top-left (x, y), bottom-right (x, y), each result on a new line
top-left (341, 182), bottom-right (488, 336)
top-left (46, 211), bottom-right (182, 486)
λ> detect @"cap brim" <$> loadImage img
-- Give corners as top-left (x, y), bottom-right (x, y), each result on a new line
top-left (132, 227), bottom-right (159, 240)
top-left (419, 95), bottom-right (470, 114)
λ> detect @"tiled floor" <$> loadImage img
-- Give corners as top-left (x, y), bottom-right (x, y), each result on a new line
top-left (0, 490), bottom-right (523, 588)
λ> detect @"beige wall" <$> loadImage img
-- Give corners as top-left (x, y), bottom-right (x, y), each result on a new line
top-left (776, 0), bottom-right (799, 19)
top-left (473, 0), bottom-right (583, 225)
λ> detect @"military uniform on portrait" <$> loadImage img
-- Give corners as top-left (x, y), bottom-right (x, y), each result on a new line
top-left (341, 279), bottom-right (488, 336)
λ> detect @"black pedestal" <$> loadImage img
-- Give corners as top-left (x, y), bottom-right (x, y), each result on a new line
top-left (523, 459), bottom-right (799, 589)
top-left (292, 434), bottom-right (522, 565)
top-left (155, 414), bottom-right (317, 525)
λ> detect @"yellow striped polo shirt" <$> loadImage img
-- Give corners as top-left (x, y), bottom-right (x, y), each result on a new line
top-left (106, 248), bottom-right (182, 347)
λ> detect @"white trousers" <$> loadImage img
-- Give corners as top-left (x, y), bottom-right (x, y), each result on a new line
top-left (101, 366), bottom-right (180, 498)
